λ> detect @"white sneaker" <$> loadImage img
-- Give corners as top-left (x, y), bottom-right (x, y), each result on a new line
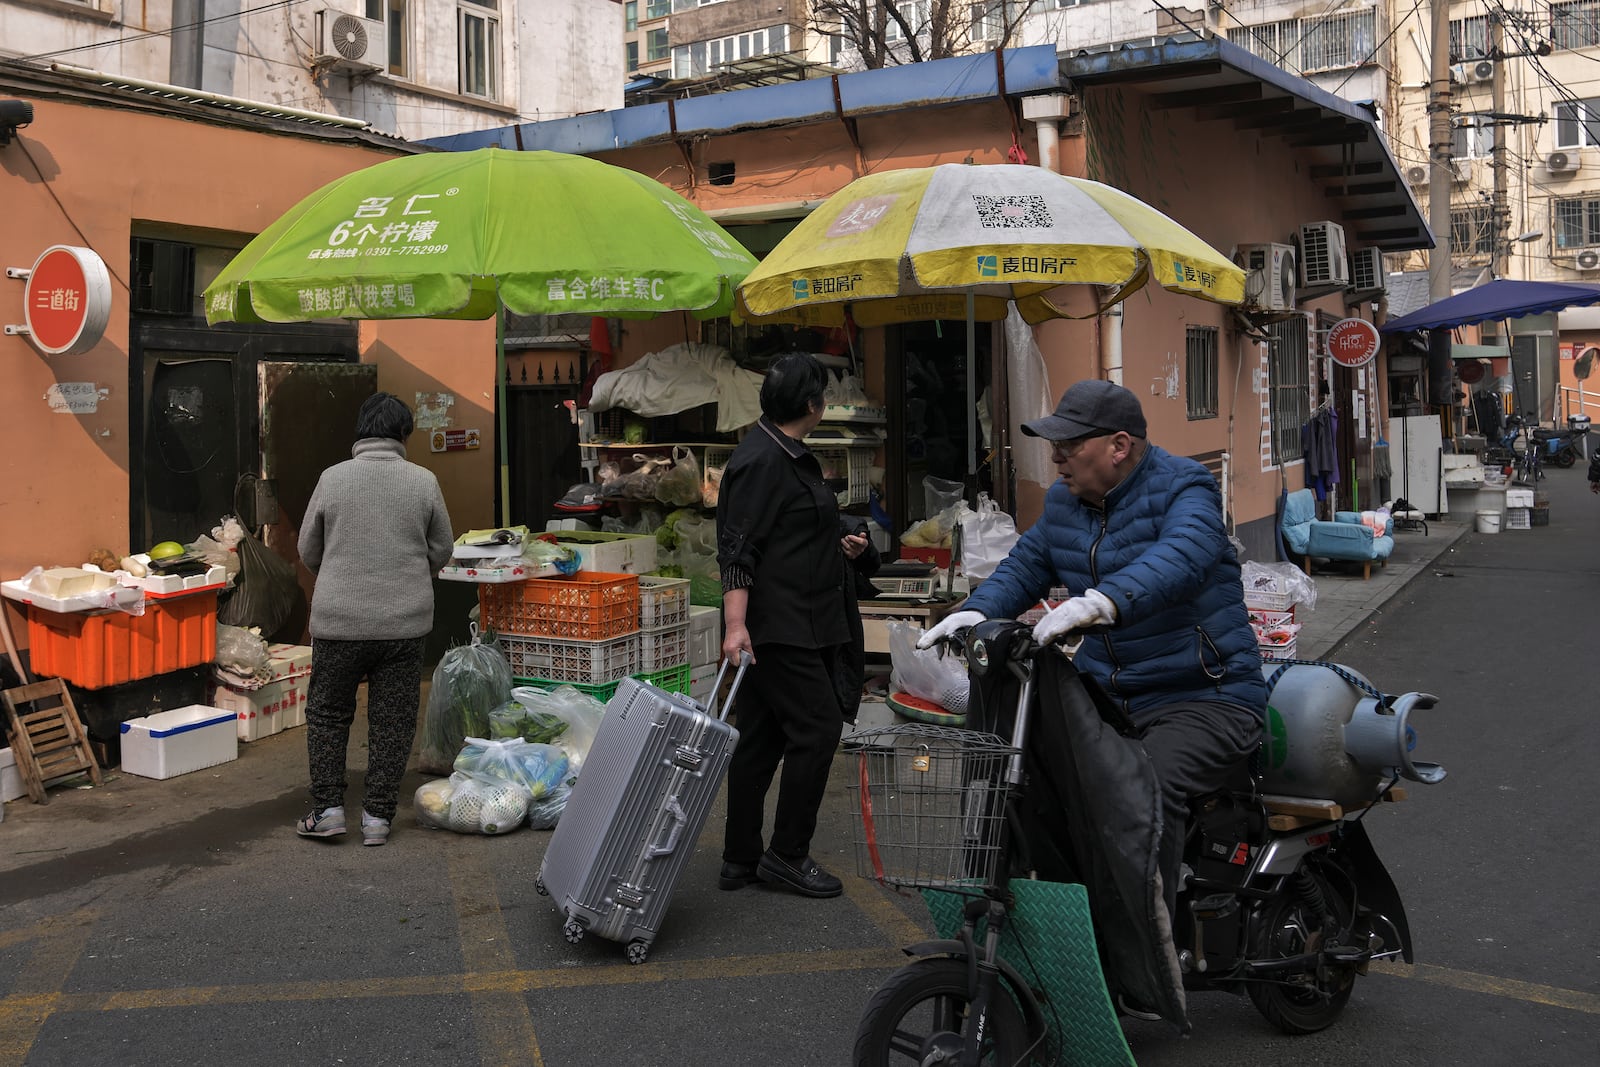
top-left (361, 810), bottom-right (391, 847)
top-left (296, 806), bottom-right (346, 838)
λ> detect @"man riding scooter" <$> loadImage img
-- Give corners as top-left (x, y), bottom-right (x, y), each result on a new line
top-left (920, 379), bottom-right (1265, 1023)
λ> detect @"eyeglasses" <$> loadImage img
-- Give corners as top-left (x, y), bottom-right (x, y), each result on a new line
top-left (1049, 431), bottom-right (1114, 459)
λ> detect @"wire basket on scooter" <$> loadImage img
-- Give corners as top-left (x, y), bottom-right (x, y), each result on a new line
top-left (842, 723), bottom-right (1016, 893)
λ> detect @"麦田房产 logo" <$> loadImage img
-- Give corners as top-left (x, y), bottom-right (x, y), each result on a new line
top-left (792, 279), bottom-right (811, 301)
top-left (976, 254), bottom-right (999, 278)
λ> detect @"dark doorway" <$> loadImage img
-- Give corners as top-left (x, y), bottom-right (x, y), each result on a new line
top-left (506, 380), bottom-right (586, 528)
top-left (883, 320), bottom-right (994, 545)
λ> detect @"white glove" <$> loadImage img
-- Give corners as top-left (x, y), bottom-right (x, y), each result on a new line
top-left (1031, 589), bottom-right (1117, 645)
top-left (916, 610), bottom-right (987, 650)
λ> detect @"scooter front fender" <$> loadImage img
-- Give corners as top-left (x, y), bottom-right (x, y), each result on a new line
top-left (1338, 820), bottom-right (1414, 963)
top-left (902, 938), bottom-right (1049, 1037)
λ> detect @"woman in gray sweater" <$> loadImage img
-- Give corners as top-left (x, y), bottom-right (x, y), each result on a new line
top-left (295, 392), bottom-right (454, 845)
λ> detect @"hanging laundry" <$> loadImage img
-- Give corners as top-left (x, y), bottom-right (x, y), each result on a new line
top-left (1301, 404), bottom-right (1340, 501)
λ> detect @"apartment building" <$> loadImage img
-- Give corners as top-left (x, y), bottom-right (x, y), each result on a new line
top-left (0, 0), bottom-right (623, 141)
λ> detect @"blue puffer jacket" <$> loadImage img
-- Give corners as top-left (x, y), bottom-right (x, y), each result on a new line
top-left (963, 445), bottom-right (1266, 721)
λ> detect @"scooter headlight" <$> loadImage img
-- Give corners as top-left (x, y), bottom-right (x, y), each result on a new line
top-left (968, 637), bottom-right (990, 675)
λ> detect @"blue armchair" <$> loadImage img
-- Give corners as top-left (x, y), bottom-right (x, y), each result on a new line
top-left (1279, 489), bottom-right (1393, 580)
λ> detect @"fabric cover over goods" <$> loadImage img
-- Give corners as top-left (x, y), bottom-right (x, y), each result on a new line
top-left (120, 705), bottom-right (238, 780)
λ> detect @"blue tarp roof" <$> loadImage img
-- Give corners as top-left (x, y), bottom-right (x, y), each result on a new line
top-left (1380, 279), bottom-right (1600, 332)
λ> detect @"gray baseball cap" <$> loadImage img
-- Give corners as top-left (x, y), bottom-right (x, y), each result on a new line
top-left (1021, 380), bottom-right (1147, 440)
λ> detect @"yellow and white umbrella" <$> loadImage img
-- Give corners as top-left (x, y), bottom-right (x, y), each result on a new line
top-left (734, 163), bottom-right (1245, 326)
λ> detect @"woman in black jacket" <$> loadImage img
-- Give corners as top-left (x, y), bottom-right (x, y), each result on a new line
top-left (715, 353), bottom-right (878, 899)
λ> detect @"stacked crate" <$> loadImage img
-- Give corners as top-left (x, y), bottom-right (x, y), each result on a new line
top-left (479, 572), bottom-right (642, 703)
top-left (635, 576), bottom-right (692, 694)
top-left (1243, 583), bottom-right (1300, 662)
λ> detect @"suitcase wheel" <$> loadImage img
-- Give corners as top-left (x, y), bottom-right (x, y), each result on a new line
top-left (535, 874), bottom-right (548, 897)
top-left (563, 917), bottom-right (585, 944)
top-left (626, 940), bottom-right (650, 965)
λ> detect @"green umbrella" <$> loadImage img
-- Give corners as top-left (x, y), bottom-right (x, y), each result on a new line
top-left (204, 147), bottom-right (759, 523)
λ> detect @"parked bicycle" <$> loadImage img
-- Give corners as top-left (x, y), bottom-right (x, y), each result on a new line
top-left (845, 620), bottom-right (1445, 1066)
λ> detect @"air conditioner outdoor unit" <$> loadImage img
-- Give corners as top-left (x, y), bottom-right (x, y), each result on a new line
top-left (1577, 249), bottom-right (1600, 271)
top-left (1451, 159), bottom-right (1473, 185)
top-left (1547, 151), bottom-right (1580, 175)
top-left (1471, 59), bottom-right (1495, 82)
top-left (1404, 164), bottom-right (1429, 186)
top-left (1235, 243), bottom-right (1297, 311)
top-left (316, 10), bottom-right (386, 72)
top-left (1348, 247), bottom-right (1386, 295)
top-left (1298, 221), bottom-right (1350, 287)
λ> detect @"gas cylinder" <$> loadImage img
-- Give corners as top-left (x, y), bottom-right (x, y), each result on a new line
top-left (1259, 663), bottom-right (1445, 809)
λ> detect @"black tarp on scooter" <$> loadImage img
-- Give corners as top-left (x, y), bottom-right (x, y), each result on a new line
top-left (972, 648), bottom-right (1188, 1031)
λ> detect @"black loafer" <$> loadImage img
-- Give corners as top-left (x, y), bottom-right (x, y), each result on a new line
top-left (756, 851), bottom-right (843, 898)
top-left (719, 861), bottom-right (761, 891)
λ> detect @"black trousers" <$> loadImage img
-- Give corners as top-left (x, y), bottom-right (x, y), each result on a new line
top-left (304, 636), bottom-right (425, 821)
top-left (722, 643), bottom-right (843, 865)
top-left (1135, 700), bottom-right (1263, 918)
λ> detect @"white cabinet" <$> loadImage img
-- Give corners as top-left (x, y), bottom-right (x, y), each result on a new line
top-left (1387, 415), bottom-right (1446, 515)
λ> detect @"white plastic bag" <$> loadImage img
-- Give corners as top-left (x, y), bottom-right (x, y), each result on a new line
top-left (959, 494), bottom-right (1020, 581)
top-left (887, 621), bottom-right (969, 714)
top-left (654, 446), bottom-right (703, 507)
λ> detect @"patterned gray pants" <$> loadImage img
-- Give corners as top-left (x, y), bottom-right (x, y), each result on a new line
top-left (304, 637), bottom-right (424, 821)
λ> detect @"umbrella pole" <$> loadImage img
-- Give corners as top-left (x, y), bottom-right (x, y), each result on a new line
top-left (496, 300), bottom-right (511, 528)
top-left (966, 291), bottom-right (977, 483)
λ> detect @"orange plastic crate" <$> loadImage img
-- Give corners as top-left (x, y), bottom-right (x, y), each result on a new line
top-left (26, 590), bottom-right (219, 689)
top-left (478, 572), bottom-right (640, 640)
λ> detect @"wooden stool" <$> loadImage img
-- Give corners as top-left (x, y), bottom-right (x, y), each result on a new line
top-left (2, 678), bottom-right (104, 803)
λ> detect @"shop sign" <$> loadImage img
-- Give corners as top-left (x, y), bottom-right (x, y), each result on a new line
top-left (430, 428), bottom-right (481, 453)
top-left (1326, 317), bottom-right (1380, 368)
top-left (16, 246), bottom-right (113, 355)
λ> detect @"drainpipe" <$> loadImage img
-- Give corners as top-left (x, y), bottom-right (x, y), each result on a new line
top-left (1020, 94), bottom-right (1121, 383)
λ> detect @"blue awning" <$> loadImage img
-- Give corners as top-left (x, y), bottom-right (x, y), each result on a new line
top-left (1380, 279), bottom-right (1600, 332)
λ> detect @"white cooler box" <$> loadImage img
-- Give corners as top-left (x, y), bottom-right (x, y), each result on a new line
top-left (120, 705), bottom-right (238, 780)
top-left (688, 605), bottom-right (721, 668)
top-left (212, 643), bottom-right (313, 740)
top-left (1, 747), bottom-right (26, 803)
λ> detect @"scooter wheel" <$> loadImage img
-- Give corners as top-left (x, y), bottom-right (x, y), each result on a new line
top-left (1552, 445), bottom-right (1578, 469)
top-left (852, 957), bottom-right (1040, 1066)
top-left (1246, 867), bottom-right (1356, 1034)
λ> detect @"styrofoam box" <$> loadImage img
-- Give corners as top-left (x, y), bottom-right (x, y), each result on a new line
top-left (215, 645), bottom-right (312, 739)
top-left (1, 747), bottom-right (25, 803)
top-left (267, 643), bottom-right (313, 728)
top-left (1504, 488), bottom-right (1535, 508)
top-left (689, 663), bottom-right (717, 707)
top-left (688, 605), bottom-right (721, 668)
top-left (120, 704), bottom-right (238, 780)
top-left (553, 532), bottom-right (658, 575)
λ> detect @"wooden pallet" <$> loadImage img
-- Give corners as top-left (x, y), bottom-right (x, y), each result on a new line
top-left (3, 678), bottom-right (103, 803)
top-left (1263, 788), bottom-right (1407, 831)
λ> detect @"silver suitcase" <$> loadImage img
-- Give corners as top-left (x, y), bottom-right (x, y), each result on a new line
top-left (536, 655), bottom-right (748, 964)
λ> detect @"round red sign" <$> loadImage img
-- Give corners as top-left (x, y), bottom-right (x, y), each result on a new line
top-left (23, 245), bottom-right (112, 355)
top-left (1326, 317), bottom-right (1380, 368)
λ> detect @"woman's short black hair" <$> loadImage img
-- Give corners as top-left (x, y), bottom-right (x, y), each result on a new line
top-left (760, 352), bottom-right (830, 423)
top-left (355, 392), bottom-right (414, 442)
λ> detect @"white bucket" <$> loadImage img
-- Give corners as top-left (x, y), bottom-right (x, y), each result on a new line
top-left (1476, 510), bottom-right (1502, 534)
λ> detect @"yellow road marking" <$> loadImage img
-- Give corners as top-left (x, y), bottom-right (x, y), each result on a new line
top-left (449, 848), bottom-right (546, 1067)
top-left (842, 873), bottom-right (931, 949)
top-left (1370, 960), bottom-right (1600, 1015)
top-left (0, 909), bottom-right (97, 1062)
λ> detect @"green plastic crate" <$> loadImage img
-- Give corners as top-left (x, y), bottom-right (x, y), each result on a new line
top-left (513, 676), bottom-right (621, 704)
top-left (634, 664), bottom-right (691, 695)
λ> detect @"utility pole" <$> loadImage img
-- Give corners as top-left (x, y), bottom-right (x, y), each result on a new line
top-left (1491, 14), bottom-right (1510, 278)
top-left (1426, 0), bottom-right (1456, 419)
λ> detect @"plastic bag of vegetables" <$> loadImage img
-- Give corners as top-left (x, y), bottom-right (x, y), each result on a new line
top-left (413, 772), bottom-right (530, 835)
top-left (455, 736), bottom-right (572, 801)
top-left (509, 685), bottom-right (607, 771)
top-left (419, 624), bottom-right (512, 775)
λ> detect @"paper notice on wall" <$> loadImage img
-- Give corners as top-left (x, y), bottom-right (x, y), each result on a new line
top-left (415, 391), bottom-right (454, 430)
top-left (1354, 390), bottom-right (1367, 440)
top-left (45, 382), bottom-right (103, 414)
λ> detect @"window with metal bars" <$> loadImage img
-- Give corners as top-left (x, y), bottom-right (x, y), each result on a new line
top-left (1554, 197), bottom-right (1600, 248)
top-left (1552, 0), bottom-right (1600, 50)
top-left (1451, 206), bottom-right (1497, 256)
top-left (1449, 14), bottom-right (1489, 60)
top-left (1226, 9), bottom-right (1376, 72)
top-left (1266, 316), bottom-right (1310, 464)
top-left (1186, 325), bottom-right (1218, 420)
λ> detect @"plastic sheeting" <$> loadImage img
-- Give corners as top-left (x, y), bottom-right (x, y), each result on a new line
top-left (1004, 307), bottom-right (1056, 490)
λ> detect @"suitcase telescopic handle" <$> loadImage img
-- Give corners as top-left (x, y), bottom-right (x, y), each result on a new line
top-left (705, 650), bottom-right (752, 723)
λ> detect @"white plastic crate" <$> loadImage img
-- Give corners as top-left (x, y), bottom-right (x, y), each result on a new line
top-left (639, 624), bottom-right (690, 673)
top-left (498, 632), bottom-right (640, 683)
top-left (813, 446), bottom-right (874, 506)
top-left (1, 747), bottom-right (25, 803)
top-left (689, 663), bottom-right (718, 706)
top-left (120, 705), bottom-right (238, 780)
top-left (1505, 507), bottom-right (1531, 530)
top-left (1258, 638), bottom-right (1298, 662)
top-left (638, 575), bottom-right (691, 630)
top-left (1504, 488), bottom-right (1535, 508)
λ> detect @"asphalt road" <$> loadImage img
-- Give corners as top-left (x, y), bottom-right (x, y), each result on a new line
top-left (1, 468), bottom-right (1596, 1066)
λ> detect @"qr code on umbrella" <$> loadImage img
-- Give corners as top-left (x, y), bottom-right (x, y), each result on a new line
top-left (973, 195), bottom-right (1052, 228)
